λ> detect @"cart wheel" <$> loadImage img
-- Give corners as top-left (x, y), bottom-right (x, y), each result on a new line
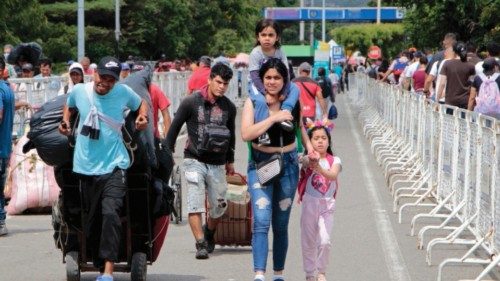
top-left (65, 251), bottom-right (80, 281)
top-left (131, 252), bottom-right (147, 281)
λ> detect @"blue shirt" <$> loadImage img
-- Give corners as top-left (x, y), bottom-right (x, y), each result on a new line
top-left (0, 81), bottom-right (15, 158)
top-left (67, 83), bottom-right (142, 175)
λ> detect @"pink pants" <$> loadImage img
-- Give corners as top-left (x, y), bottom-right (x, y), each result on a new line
top-left (300, 193), bottom-right (336, 277)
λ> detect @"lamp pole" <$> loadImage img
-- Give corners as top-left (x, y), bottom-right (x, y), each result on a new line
top-left (115, 0), bottom-right (121, 57)
top-left (321, 0), bottom-right (326, 41)
top-left (77, 0), bottom-right (84, 60)
top-left (299, 0), bottom-right (304, 42)
top-left (376, 0), bottom-right (381, 24)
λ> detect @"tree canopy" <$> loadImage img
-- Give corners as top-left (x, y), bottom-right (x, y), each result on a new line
top-left (1, 0), bottom-right (283, 62)
top-left (394, 0), bottom-right (498, 51)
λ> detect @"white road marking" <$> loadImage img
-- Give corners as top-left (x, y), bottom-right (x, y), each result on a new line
top-left (343, 96), bottom-right (412, 281)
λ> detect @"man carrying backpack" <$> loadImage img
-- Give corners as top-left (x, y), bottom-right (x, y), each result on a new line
top-left (381, 51), bottom-right (410, 84)
top-left (469, 58), bottom-right (500, 118)
top-left (165, 63), bottom-right (236, 259)
top-left (315, 67), bottom-right (334, 103)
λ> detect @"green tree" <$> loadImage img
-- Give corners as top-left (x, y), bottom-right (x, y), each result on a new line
top-left (330, 23), bottom-right (406, 58)
top-left (395, 0), bottom-right (498, 50)
top-left (1, 0), bottom-right (47, 45)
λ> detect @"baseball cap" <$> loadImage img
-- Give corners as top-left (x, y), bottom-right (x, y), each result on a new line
top-left (298, 62), bottom-right (311, 72)
top-left (22, 63), bottom-right (33, 71)
top-left (414, 51), bottom-right (424, 58)
top-left (131, 61), bottom-right (146, 73)
top-left (483, 57), bottom-right (499, 73)
top-left (121, 63), bottom-right (130, 71)
top-left (97, 56), bottom-right (121, 80)
top-left (69, 62), bottom-right (84, 75)
top-left (199, 56), bottom-right (212, 66)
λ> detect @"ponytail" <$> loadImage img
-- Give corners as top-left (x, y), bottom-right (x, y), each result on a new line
top-left (453, 41), bottom-right (467, 62)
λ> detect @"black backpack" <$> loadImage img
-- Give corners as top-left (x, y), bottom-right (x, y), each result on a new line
top-left (316, 76), bottom-right (332, 99)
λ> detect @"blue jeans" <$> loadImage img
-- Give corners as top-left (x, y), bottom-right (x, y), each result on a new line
top-left (0, 157), bottom-right (9, 223)
top-left (247, 150), bottom-right (299, 272)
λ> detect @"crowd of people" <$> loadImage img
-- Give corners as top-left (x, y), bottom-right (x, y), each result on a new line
top-left (2, 19), bottom-right (498, 281)
top-left (345, 34), bottom-right (499, 118)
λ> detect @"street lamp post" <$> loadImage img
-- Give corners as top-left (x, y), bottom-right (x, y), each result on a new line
top-left (321, 0), bottom-right (326, 41)
top-left (376, 0), bottom-right (381, 24)
top-left (115, 0), bottom-right (121, 57)
top-left (77, 0), bottom-right (84, 60)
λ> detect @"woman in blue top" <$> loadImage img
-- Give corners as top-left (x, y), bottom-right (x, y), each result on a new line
top-left (242, 58), bottom-right (311, 281)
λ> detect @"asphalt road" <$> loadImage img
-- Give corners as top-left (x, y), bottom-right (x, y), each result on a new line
top-left (0, 94), bottom-right (498, 281)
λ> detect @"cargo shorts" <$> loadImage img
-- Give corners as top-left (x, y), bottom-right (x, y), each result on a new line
top-left (182, 158), bottom-right (228, 218)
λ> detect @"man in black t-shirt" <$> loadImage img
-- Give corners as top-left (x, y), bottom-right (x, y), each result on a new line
top-left (165, 63), bottom-right (236, 259)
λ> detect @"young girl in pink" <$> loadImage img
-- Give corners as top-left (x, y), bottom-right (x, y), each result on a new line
top-left (298, 119), bottom-right (342, 281)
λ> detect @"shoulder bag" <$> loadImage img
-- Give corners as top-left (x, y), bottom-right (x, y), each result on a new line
top-left (256, 132), bottom-right (283, 186)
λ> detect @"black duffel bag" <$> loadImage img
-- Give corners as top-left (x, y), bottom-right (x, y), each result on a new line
top-left (24, 95), bottom-right (77, 167)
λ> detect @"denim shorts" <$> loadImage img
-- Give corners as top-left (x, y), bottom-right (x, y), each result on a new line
top-left (183, 158), bottom-right (228, 218)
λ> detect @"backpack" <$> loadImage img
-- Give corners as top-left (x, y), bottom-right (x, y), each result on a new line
top-left (474, 73), bottom-right (500, 117)
top-left (316, 76), bottom-right (332, 99)
top-left (392, 59), bottom-right (408, 82)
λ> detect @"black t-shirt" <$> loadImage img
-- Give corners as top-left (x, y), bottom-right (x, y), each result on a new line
top-left (165, 92), bottom-right (236, 165)
top-left (251, 101), bottom-right (301, 147)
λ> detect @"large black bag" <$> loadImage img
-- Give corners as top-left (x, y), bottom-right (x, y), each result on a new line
top-left (25, 95), bottom-right (77, 167)
top-left (121, 66), bottom-right (158, 169)
top-left (7, 42), bottom-right (43, 66)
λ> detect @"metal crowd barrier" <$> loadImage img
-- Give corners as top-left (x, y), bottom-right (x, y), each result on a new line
top-left (10, 69), bottom-right (249, 137)
top-left (348, 73), bottom-right (500, 281)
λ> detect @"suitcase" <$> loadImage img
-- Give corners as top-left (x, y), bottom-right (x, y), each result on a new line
top-left (207, 173), bottom-right (252, 246)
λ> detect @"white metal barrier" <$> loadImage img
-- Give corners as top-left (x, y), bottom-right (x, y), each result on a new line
top-left (349, 73), bottom-right (500, 281)
top-left (10, 69), bottom-right (248, 136)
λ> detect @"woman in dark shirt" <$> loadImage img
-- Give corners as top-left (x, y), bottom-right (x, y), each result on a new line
top-left (241, 58), bottom-right (311, 281)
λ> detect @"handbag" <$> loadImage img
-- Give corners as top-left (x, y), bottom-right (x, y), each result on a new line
top-left (255, 132), bottom-right (283, 185)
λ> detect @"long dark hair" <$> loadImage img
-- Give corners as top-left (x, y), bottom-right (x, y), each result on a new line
top-left (453, 41), bottom-right (468, 62)
top-left (306, 126), bottom-right (333, 156)
top-left (254, 19), bottom-right (282, 48)
top-left (258, 58), bottom-right (289, 96)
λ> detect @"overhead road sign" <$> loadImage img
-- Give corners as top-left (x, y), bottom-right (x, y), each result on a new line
top-left (264, 7), bottom-right (404, 22)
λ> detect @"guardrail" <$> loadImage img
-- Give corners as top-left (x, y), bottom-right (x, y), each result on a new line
top-left (10, 69), bottom-right (249, 137)
top-left (348, 73), bottom-right (500, 281)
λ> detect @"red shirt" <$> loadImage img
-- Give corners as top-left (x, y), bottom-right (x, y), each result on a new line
top-left (412, 69), bottom-right (426, 91)
top-left (188, 66), bottom-right (211, 94)
top-left (294, 77), bottom-right (321, 119)
top-left (149, 83), bottom-right (171, 138)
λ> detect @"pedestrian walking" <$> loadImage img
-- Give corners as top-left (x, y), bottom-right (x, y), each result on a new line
top-left (297, 119), bottom-right (342, 281)
top-left (0, 57), bottom-right (15, 236)
top-left (293, 62), bottom-right (327, 123)
top-left (248, 19), bottom-right (299, 145)
top-left (437, 41), bottom-right (475, 108)
top-left (241, 58), bottom-right (311, 281)
top-left (58, 56), bottom-right (149, 281)
top-left (187, 56), bottom-right (212, 95)
top-left (165, 63), bottom-right (236, 259)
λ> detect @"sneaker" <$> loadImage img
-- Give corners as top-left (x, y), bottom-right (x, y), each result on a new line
top-left (254, 274), bottom-right (265, 281)
top-left (195, 239), bottom-right (209, 259)
top-left (316, 273), bottom-right (326, 281)
top-left (203, 224), bottom-right (215, 253)
top-left (0, 222), bottom-right (7, 236)
top-left (280, 120), bottom-right (294, 132)
top-left (96, 274), bottom-right (113, 281)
